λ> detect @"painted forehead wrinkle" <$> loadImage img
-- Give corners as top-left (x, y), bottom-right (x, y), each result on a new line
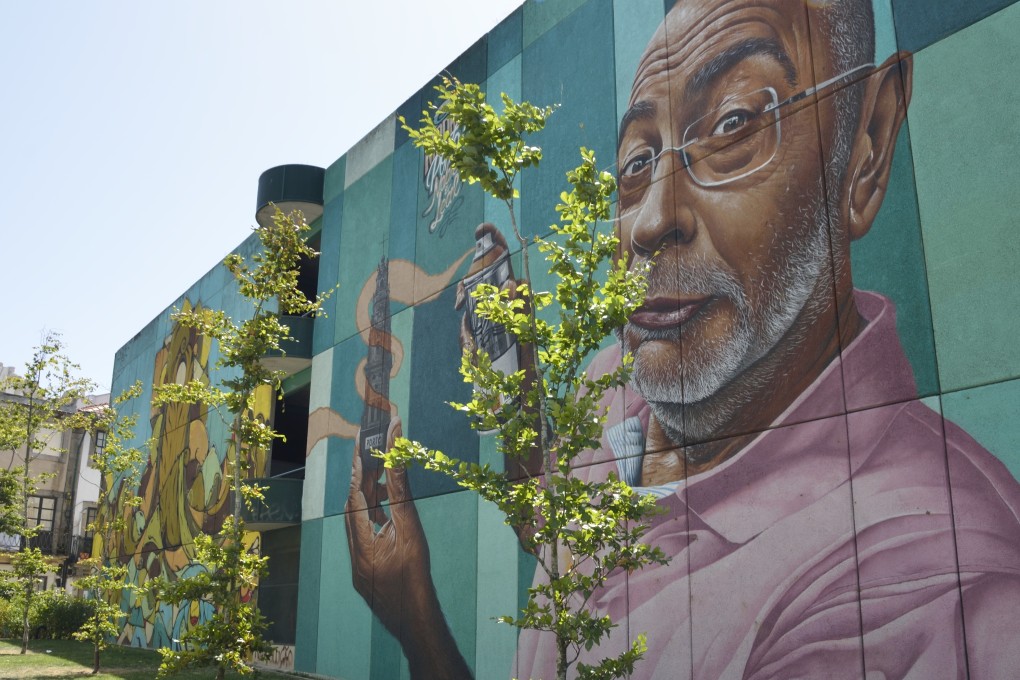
top-left (684, 37), bottom-right (798, 101)
top-left (635, 0), bottom-right (809, 91)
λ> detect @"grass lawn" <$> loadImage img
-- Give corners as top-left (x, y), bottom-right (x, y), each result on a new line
top-left (0, 639), bottom-right (295, 679)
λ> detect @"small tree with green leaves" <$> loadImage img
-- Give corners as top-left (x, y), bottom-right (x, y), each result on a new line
top-left (151, 207), bottom-right (327, 680)
top-left (73, 382), bottom-right (146, 675)
top-left (383, 77), bottom-right (667, 680)
top-left (0, 334), bottom-right (96, 654)
top-left (0, 469), bottom-right (19, 537)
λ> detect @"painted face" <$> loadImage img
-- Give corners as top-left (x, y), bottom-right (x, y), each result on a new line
top-left (618, 0), bottom-right (840, 435)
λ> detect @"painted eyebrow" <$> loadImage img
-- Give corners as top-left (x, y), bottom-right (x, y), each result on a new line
top-left (617, 38), bottom-right (798, 150)
top-left (617, 100), bottom-right (657, 149)
top-left (685, 37), bottom-right (798, 101)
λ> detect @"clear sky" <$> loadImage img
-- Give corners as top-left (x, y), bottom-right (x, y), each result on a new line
top-left (0, 0), bottom-right (524, 393)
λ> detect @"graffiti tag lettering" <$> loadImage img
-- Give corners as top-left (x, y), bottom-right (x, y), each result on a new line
top-left (421, 113), bottom-right (463, 236)
top-left (253, 643), bottom-right (295, 671)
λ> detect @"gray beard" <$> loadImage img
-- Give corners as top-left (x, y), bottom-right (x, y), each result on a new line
top-left (622, 182), bottom-right (832, 445)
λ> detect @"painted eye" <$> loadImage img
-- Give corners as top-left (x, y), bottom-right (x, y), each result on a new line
top-left (711, 110), bottom-right (753, 136)
top-left (621, 150), bottom-right (654, 178)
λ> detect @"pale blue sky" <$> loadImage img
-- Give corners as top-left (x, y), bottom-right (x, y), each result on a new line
top-left (0, 0), bottom-right (524, 391)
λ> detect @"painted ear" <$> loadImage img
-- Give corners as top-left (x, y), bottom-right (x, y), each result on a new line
top-left (845, 53), bottom-right (913, 241)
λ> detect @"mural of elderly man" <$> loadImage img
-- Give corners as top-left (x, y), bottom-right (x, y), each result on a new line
top-left (346, 0), bottom-right (1020, 678)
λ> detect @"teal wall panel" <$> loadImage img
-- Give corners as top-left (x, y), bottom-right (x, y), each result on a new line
top-left (323, 156), bottom-right (345, 206)
top-left (294, 517), bottom-right (322, 673)
top-left (406, 285), bottom-right (478, 499)
top-left (313, 193), bottom-right (342, 355)
top-left (323, 436), bottom-right (353, 518)
top-left (943, 379), bottom-right (1020, 478)
top-left (613, 0), bottom-right (665, 125)
top-left (522, 0), bottom-right (617, 240)
top-left (482, 56), bottom-right (523, 252)
top-left (416, 489), bottom-right (480, 676)
top-left (317, 514), bottom-right (373, 679)
top-left (910, 3), bottom-right (1020, 392)
top-left (524, 0), bottom-right (590, 48)
top-left (334, 158), bottom-right (394, 345)
top-left (488, 6), bottom-right (523, 77)
top-left (473, 437), bottom-right (523, 679)
top-left (389, 141), bottom-right (420, 265)
top-left (893, 0), bottom-right (1018, 53)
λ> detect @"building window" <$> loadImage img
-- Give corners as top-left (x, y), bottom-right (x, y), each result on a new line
top-left (83, 507), bottom-right (97, 536)
top-left (27, 496), bottom-right (56, 532)
top-left (92, 430), bottom-right (107, 463)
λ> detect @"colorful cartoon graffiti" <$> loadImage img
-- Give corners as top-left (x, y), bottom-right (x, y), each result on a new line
top-left (99, 300), bottom-right (270, 649)
top-left (335, 1), bottom-right (1020, 678)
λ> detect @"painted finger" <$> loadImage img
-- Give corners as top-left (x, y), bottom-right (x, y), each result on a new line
top-left (460, 313), bottom-right (476, 355)
top-left (347, 446), bottom-right (365, 510)
top-left (385, 416), bottom-right (403, 451)
top-left (503, 278), bottom-right (518, 298)
top-left (346, 454), bottom-right (376, 554)
top-left (388, 464), bottom-right (425, 536)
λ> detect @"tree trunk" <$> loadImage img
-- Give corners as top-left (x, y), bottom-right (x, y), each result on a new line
top-left (92, 642), bottom-right (100, 674)
top-left (21, 581), bottom-right (30, 654)
top-left (21, 398), bottom-right (35, 655)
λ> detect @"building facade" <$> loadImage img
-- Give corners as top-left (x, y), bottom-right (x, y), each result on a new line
top-left (0, 362), bottom-right (106, 591)
top-left (108, 0), bottom-right (1020, 677)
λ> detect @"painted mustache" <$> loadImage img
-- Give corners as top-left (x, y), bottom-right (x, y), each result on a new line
top-left (629, 256), bottom-right (746, 330)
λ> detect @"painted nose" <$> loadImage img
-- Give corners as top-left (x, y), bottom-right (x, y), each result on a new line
top-left (627, 155), bottom-right (696, 259)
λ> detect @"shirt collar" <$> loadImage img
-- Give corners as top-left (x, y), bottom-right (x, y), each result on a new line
top-left (670, 291), bottom-right (917, 543)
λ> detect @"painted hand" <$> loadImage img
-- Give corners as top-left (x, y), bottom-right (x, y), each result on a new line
top-left (346, 417), bottom-right (431, 637)
top-left (344, 417), bottom-right (473, 679)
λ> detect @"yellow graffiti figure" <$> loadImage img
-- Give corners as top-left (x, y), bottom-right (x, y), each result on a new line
top-left (131, 300), bottom-right (225, 575)
top-left (113, 300), bottom-right (271, 648)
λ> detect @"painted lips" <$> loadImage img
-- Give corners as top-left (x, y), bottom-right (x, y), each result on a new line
top-left (628, 296), bottom-right (710, 329)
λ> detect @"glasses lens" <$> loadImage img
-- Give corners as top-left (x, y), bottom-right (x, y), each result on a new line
top-left (683, 87), bottom-right (780, 187)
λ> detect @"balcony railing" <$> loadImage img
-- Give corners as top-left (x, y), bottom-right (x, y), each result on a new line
top-left (68, 534), bottom-right (94, 563)
top-left (0, 532), bottom-right (20, 552)
top-left (240, 475), bottom-right (303, 531)
top-left (0, 531), bottom-right (92, 558)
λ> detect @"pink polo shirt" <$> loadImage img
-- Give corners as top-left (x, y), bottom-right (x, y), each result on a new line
top-left (516, 291), bottom-right (1020, 679)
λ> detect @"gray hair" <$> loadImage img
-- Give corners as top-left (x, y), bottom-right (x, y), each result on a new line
top-left (814, 0), bottom-right (876, 189)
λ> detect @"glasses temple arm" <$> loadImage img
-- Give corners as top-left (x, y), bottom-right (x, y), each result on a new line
top-left (770, 62), bottom-right (876, 111)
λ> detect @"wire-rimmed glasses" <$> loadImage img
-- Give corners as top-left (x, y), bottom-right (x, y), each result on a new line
top-left (618, 63), bottom-right (875, 196)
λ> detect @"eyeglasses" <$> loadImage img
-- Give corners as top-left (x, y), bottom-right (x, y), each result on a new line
top-left (618, 63), bottom-right (875, 196)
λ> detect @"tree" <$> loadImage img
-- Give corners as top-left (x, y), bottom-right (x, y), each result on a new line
top-left (73, 383), bottom-right (146, 675)
top-left (381, 77), bottom-right (667, 680)
top-left (0, 420), bottom-right (21, 550)
top-left (0, 469), bottom-right (20, 537)
top-left (0, 334), bottom-right (96, 654)
top-left (151, 207), bottom-right (327, 680)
